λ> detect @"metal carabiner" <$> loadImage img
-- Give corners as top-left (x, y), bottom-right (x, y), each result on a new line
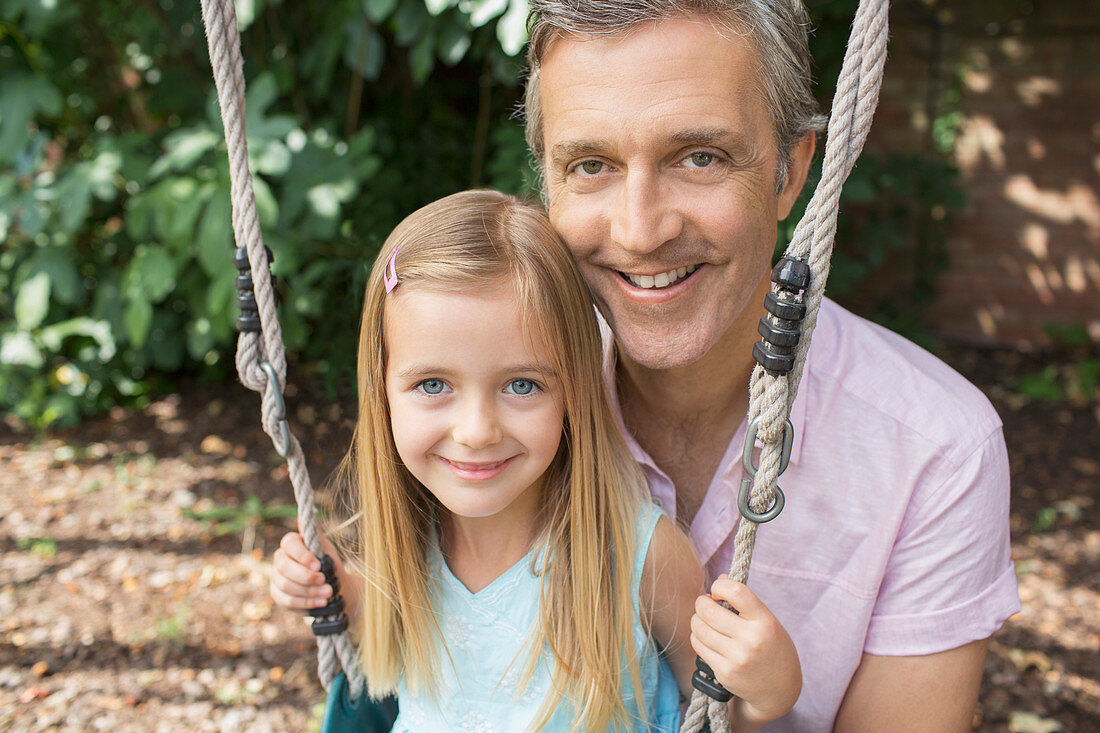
top-left (741, 416), bottom-right (794, 479)
top-left (737, 416), bottom-right (794, 523)
top-left (259, 360), bottom-right (292, 458)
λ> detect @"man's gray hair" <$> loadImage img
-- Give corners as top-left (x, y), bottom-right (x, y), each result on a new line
top-left (523, 0), bottom-right (828, 193)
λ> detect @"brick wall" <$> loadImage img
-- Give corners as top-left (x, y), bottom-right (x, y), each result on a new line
top-left (859, 0), bottom-right (1099, 347)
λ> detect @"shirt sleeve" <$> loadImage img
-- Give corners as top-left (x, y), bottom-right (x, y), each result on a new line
top-left (863, 426), bottom-right (1020, 656)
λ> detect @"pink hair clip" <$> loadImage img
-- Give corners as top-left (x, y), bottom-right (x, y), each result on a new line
top-left (383, 244), bottom-right (402, 293)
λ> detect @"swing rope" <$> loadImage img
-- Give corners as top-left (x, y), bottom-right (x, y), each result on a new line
top-left (681, 0), bottom-right (890, 730)
top-left (199, 0), bottom-right (365, 699)
top-left (199, 0), bottom-right (889, 727)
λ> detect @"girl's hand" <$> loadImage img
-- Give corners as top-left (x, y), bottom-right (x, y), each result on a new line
top-left (269, 531), bottom-right (345, 613)
top-left (690, 576), bottom-right (802, 729)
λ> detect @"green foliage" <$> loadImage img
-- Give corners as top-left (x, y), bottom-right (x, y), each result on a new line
top-left (777, 0), bottom-right (966, 339)
top-left (3, 0), bottom-right (965, 427)
top-left (1, 0), bottom-right (532, 427)
top-left (1011, 324), bottom-right (1100, 404)
top-left (16, 536), bottom-right (58, 558)
top-left (778, 150), bottom-right (964, 340)
top-left (182, 493), bottom-right (298, 535)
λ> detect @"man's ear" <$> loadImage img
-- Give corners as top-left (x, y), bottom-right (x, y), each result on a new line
top-left (777, 132), bottom-right (817, 221)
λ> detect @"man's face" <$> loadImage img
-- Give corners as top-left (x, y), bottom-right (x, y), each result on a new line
top-left (539, 17), bottom-right (805, 370)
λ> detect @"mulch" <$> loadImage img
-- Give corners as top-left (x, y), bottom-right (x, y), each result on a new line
top-left (1, 344), bottom-right (1097, 732)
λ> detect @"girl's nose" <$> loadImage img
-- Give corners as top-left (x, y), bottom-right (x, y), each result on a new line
top-left (451, 397), bottom-right (503, 449)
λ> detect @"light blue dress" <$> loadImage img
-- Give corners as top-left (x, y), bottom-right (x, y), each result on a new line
top-left (390, 502), bottom-right (681, 732)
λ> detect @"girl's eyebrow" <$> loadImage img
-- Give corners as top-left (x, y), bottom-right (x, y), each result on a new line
top-left (392, 363), bottom-right (557, 379)
top-left (393, 364), bottom-right (453, 379)
top-left (507, 363), bottom-right (558, 378)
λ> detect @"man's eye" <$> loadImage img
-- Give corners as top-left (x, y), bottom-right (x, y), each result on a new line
top-left (505, 379), bottom-right (539, 396)
top-left (686, 151), bottom-right (716, 167)
top-left (417, 379), bottom-right (449, 395)
top-left (577, 160), bottom-right (604, 175)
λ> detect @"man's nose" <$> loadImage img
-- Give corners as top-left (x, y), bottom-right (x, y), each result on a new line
top-left (451, 396), bottom-right (503, 450)
top-left (609, 169), bottom-right (682, 255)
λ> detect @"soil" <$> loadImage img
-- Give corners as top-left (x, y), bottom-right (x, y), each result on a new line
top-left (1, 344), bottom-right (1097, 732)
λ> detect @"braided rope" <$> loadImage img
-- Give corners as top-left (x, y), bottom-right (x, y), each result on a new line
top-left (199, 0), bottom-right (364, 698)
top-left (680, 1), bottom-right (890, 730)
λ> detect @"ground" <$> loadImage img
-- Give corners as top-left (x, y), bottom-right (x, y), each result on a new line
top-left (1, 345), bottom-right (1097, 732)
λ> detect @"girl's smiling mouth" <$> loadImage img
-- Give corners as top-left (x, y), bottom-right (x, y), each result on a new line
top-left (437, 456), bottom-right (516, 481)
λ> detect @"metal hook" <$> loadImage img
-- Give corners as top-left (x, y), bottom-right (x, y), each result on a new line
top-left (259, 360), bottom-right (291, 458)
top-left (738, 476), bottom-right (785, 523)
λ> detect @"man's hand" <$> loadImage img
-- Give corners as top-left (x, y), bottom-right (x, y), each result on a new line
top-left (691, 576), bottom-right (802, 730)
top-left (269, 531), bottom-right (349, 614)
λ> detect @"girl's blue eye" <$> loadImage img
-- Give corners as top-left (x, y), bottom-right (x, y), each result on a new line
top-left (417, 379), bottom-right (448, 395)
top-left (506, 379), bottom-right (538, 396)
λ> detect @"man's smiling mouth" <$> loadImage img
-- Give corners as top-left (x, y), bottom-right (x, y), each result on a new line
top-left (620, 264), bottom-right (699, 290)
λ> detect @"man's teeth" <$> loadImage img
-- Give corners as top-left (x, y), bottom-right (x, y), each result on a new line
top-left (625, 265), bottom-right (698, 290)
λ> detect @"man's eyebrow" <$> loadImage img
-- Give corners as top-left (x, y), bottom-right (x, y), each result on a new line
top-left (667, 127), bottom-right (731, 146)
top-left (549, 138), bottom-right (611, 163)
top-left (549, 129), bottom-right (756, 164)
top-left (668, 127), bottom-right (756, 160)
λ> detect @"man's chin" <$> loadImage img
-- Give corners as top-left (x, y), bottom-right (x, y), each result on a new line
top-left (612, 326), bottom-right (717, 372)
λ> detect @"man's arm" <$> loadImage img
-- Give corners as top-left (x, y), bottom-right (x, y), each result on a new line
top-left (834, 638), bottom-right (989, 732)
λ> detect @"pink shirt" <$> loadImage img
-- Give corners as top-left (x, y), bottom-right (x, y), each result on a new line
top-left (602, 298), bottom-right (1020, 731)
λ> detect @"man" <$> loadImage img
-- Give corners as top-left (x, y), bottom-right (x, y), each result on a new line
top-left (524, 1), bottom-right (1019, 730)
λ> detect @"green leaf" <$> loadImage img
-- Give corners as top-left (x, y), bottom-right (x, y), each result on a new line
top-left (39, 318), bottom-right (116, 361)
top-left (343, 22), bottom-right (385, 80)
top-left (425, 0), bottom-right (456, 15)
top-left (251, 139), bottom-right (292, 176)
top-left (196, 191), bottom-right (233, 277)
top-left (437, 22), bottom-right (471, 66)
top-left (186, 317), bottom-right (217, 361)
top-left (125, 245), bottom-right (178, 303)
top-left (252, 175), bottom-right (279, 228)
top-left (28, 248), bottom-right (81, 305)
top-left (124, 297), bottom-right (153, 348)
top-left (205, 266), bottom-right (237, 339)
top-left (245, 73), bottom-right (298, 140)
top-left (409, 31), bottom-right (436, 85)
top-left (306, 179), bottom-right (356, 220)
top-left (149, 128), bottom-right (220, 179)
top-left (15, 271), bottom-right (51, 330)
top-left (155, 178), bottom-right (209, 248)
top-left (235, 0), bottom-right (257, 31)
top-left (393, 0), bottom-right (429, 45)
top-left (0, 74), bottom-right (63, 162)
top-left (0, 331), bottom-right (43, 368)
top-left (52, 163), bottom-right (94, 232)
top-left (469, 0), bottom-right (507, 27)
top-left (364, 0), bottom-right (398, 23)
top-left (496, 0), bottom-right (529, 56)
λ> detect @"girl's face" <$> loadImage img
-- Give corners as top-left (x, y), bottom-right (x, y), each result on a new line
top-left (384, 283), bottom-right (566, 526)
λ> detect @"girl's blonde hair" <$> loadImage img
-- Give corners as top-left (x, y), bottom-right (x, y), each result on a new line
top-left (331, 190), bottom-right (651, 730)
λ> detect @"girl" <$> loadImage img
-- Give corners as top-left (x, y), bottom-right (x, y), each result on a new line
top-left (270, 190), bottom-right (800, 731)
